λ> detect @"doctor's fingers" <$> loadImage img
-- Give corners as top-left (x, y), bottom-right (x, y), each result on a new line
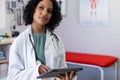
top-left (65, 72), bottom-right (70, 80)
top-left (69, 71), bottom-right (76, 80)
top-left (38, 64), bottom-right (51, 74)
top-left (57, 73), bottom-right (70, 80)
top-left (57, 74), bottom-right (65, 80)
top-left (60, 72), bottom-right (76, 80)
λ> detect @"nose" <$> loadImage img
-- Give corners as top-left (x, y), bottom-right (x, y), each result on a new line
top-left (42, 9), bottom-right (48, 16)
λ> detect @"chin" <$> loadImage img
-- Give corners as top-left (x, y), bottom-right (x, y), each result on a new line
top-left (38, 22), bottom-right (47, 26)
top-left (39, 21), bottom-right (48, 25)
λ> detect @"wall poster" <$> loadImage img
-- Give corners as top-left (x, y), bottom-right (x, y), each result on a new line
top-left (79, 0), bottom-right (108, 27)
top-left (6, 0), bottom-right (25, 26)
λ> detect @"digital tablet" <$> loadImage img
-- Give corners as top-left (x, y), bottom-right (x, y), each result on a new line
top-left (37, 67), bottom-right (83, 78)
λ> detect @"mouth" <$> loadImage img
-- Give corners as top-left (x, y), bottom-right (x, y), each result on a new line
top-left (38, 16), bottom-right (48, 21)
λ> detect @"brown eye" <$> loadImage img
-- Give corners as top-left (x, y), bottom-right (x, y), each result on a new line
top-left (39, 6), bottom-right (44, 10)
top-left (47, 9), bottom-right (53, 14)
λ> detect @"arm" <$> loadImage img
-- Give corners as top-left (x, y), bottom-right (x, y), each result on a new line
top-left (7, 38), bottom-right (39, 80)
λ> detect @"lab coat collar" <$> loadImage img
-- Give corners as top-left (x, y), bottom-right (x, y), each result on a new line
top-left (26, 25), bottom-right (54, 48)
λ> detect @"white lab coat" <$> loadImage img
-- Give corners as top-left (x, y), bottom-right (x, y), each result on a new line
top-left (7, 25), bottom-right (68, 80)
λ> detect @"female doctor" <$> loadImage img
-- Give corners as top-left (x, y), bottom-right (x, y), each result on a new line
top-left (7, 0), bottom-right (76, 80)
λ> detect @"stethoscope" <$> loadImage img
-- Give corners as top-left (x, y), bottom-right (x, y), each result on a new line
top-left (29, 32), bottom-right (59, 48)
top-left (29, 34), bottom-right (38, 61)
top-left (29, 34), bottom-right (36, 53)
top-left (28, 32), bottom-right (59, 63)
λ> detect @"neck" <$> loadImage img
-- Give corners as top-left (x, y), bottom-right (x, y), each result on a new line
top-left (32, 23), bottom-right (46, 34)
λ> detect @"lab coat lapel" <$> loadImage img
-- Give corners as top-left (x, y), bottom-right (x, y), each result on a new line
top-left (44, 31), bottom-right (55, 68)
top-left (45, 30), bottom-right (53, 48)
top-left (26, 25), bottom-right (36, 66)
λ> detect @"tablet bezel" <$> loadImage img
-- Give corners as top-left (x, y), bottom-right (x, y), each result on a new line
top-left (37, 67), bottom-right (83, 78)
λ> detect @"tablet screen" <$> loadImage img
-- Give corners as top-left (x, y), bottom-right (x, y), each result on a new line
top-left (37, 67), bottom-right (83, 78)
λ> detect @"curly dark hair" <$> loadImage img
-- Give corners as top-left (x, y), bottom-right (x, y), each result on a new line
top-left (23, 0), bottom-right (62, 32)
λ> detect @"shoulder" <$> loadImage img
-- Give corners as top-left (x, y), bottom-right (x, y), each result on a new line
top-left (47, 31), bottom-right (62, 42)
top-left (53, 33), bottom-right (63, 43)
top-left (12, 25), bottom-right (31, 45)
top-left (51, 32), bottom-right (65, 55)
top-left (50, 31), bottom-right (64, 48)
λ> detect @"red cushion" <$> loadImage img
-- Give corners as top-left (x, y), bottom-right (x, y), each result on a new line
top-left (66, 52), bottom-right (118, 67)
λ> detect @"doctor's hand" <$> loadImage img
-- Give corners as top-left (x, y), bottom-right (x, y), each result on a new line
top-left (57, 71), bottom-right (76, 80)
top-left (38, 64), bottom-right (51, 74)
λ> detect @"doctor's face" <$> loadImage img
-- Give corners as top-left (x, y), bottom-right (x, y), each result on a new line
top-left (33, 0), bottom-right (53, 26)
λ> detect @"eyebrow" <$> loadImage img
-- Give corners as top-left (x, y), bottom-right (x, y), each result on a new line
top-left (38, 3), bottom-right (53, 9)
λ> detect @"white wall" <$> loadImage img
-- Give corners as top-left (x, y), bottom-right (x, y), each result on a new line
top-left (0, 0), bottom-right (6, 30)
top-left (55, 0), bottom-right (120, 80)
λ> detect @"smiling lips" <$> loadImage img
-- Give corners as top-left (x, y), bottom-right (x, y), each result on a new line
top-left (38, 16), bottom-right (48, 21)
